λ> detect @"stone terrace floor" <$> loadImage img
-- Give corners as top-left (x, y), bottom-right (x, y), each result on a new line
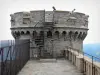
top-left (17, 59), bottom-right (83, 75)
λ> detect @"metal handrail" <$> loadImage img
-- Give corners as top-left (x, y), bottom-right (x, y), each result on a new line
top-left (65, 45), bottom-right (100, 75)
top-left (65, 45), bottom-right (100, 61)
top-left (0, 40), bottom-right (30, 75)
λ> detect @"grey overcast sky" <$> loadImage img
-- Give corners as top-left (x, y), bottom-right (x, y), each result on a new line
top-left (0, 0), bottom-right (100, 44)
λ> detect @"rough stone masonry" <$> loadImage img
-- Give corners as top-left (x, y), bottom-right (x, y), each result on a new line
top-left (10, 9), bottom-right (89, 58)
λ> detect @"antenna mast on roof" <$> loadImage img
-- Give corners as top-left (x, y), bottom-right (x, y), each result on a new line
top-left (71, 9), bottom-right (76, 14)
top-left (52, 6), bottom-right (56, 11)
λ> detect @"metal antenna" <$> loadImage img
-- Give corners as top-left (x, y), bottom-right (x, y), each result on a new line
top-left (66, 9), bottom-right (76, 22)
top-left (52, 6), bottom-right (56, 11)
top-left (72, 9), bottom-right (76, 13)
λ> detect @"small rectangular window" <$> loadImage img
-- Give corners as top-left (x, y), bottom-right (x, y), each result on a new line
top-left (23, 18), bottom-right (30, 24)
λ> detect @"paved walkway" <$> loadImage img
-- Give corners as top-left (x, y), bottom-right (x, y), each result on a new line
top-left (17, 59), bottom-right (83, 75)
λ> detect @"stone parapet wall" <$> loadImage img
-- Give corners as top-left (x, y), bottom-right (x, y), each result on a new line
top-left (65, 47), bottom-right (100, 75)
top-left (10, 10), bottom-right (89, 29)
top-left (54, 11), bottom-right (89, 27)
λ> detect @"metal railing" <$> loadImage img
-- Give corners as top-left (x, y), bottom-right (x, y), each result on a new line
top-left (65, 46), bottom-right (100, 75)
top-left (0, 39), bottom-right (30, 75)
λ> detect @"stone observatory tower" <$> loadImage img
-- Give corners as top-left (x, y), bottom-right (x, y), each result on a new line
top-left (10, 9), bottom-right (89, 58)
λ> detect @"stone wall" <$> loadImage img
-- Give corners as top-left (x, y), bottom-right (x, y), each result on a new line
top-left (54, 11), bottom-right (89, 27)
top-left (11, 27), bottom-right (88, 58)
top-left (10, 10), bottom-right (89, 28)
top-left (10, 10), bottom-right (89, 58)
top-left (30, 10), bottom-right (45, 26)
top-left (65, 47), bottom-right (100, 75)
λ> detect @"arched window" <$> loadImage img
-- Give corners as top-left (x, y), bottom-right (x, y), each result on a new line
top-left (26, 31), bottom-right (30, 35)
top-left (47, 31), bottom-right (52, 38)
top-left (14, 31), bottom-right (20, 39)
top-left (69, 31), bottom-right (73, 39)
top-left (40, 31), bottom-right (44, 39)
top-left (33, 31), bottom-right (37, 37)
top-left (82, 32), bottom-right (87, 40)
top-left (75, 31), bottom-right (78, 35)
top-left (74, 31), bottom-right (78, 40)
top-left (62, 31), bottom-right (66, 41)
top-left (55, 31), bottom-right (59, 38)
top-left (16, 31), bottom-right (20, 36)
top-left (78, 32), bottom-right (82, 39)
top-left (62, 31), bottom-right (66, 36)
top-left (21, 31), bottom-right (24, 35)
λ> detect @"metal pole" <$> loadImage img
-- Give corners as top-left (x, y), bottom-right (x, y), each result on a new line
top-left (1, 48), bottom-right (4, 75)
top-left (10, 46), bottom-right (12, 75)
top-left (83, 52), bottom-right (84, 74)
top-left (43, 10), bottom-right (45, 57)
top-left (92, 56), bottom-right (94, 75)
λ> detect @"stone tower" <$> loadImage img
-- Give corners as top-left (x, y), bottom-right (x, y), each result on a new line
top-left (10, 9), bottom-right (89, 58)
